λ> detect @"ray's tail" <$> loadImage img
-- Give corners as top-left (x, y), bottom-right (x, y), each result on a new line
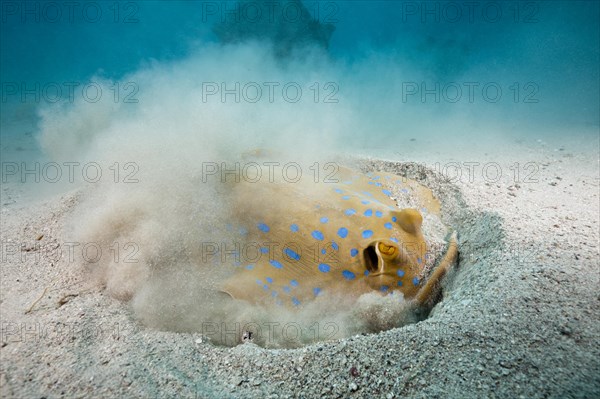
top-left (415, 231), bottom-right (459, 308)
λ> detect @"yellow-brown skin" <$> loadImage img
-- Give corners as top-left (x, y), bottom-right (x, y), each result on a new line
top-left (221, 167), bottom-right (457, 309)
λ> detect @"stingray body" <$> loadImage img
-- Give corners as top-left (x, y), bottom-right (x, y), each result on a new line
top-left (221, 166), bottom-right (457, 308)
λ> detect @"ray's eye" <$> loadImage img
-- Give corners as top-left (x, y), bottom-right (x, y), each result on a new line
top-left (364, 245), bottom-right (379, 272)
top-left (377, 242), bottom-right (397, 257)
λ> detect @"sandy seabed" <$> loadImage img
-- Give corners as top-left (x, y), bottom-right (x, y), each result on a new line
top-left (1, 134), bottom-right (599, 398)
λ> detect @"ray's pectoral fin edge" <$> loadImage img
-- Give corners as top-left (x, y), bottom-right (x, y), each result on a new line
top-left (219, 289), bottom-right (235, 300)
top-left (415, 231), bottom-right (459, 308)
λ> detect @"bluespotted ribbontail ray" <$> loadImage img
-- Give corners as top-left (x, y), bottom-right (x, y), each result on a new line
top-left (221, 165), bottom-right (458, 309)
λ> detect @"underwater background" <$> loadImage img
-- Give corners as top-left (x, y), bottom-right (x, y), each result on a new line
top-left (1, 0), bottom-right (598, 151)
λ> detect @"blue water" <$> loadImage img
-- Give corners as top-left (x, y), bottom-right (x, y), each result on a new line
top-left (1, 1), bottom-right (598, 149)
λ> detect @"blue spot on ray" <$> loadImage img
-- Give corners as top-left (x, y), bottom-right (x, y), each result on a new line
top-left (331, 242), bottom-right (339, 251)
top-left (320, 217), bottom-right (329, 223)
top-left (350, 248), bottom-right (358, 257)
top-left (342, 270), bottom-right (356, 280)
top-left (397, 270), bottom-right (405, 277)
top-left (337, 227), bottom-right (348, 238)
top-left (260, 247), bottom-right (269, 253)
top-left (413, 277), bottom-right (420, 286)
top-left (318, 263), bottom-right (331, 273)
top-left (384, 222), bottom-right (393, 229)
top-left (285, 248), bottom-right (300, 261)
top-left (334, 188), bottom-right (343, 194)
top-left (380, 285), bottom-right (389, 292)
top-left (290, 280), bottom-right (299, 287)
top-left (375, 211), bottom-right (383, 218)
top-left (270, 260), bottom-right (283, 269)
top-left (313, 287), bottom-right (322, 296)
top-left (257, 223), bottom-right (270, 232)
top-left (283, 286), bottom-right (290, 293)
top-left (341, 196), bottom-right (351, 200)
top-left (265, 277), bottom-right (273, 284)
top-left (245, 264), bottom-right (254, 270)
top-left (364, 209), bottom-right (373, 217)
top-left (392, 216), bottom-right (397, 222)
top-left (292, 297), bottom-right (301, 306)
top-left (361, 200), bottom-right (370, 205)
top-left (312, 230), bottom-right (324, 241)
top-left (390, 237), bottom-right (399, 243)
top-left (362, 230), bottom-right (374, 239)
top-left (397, 280), bottom-right (403, 286)
top-left (290, 224), bottom-right (299, 232)
top-left (345, 209), bottom-right (357, 216)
